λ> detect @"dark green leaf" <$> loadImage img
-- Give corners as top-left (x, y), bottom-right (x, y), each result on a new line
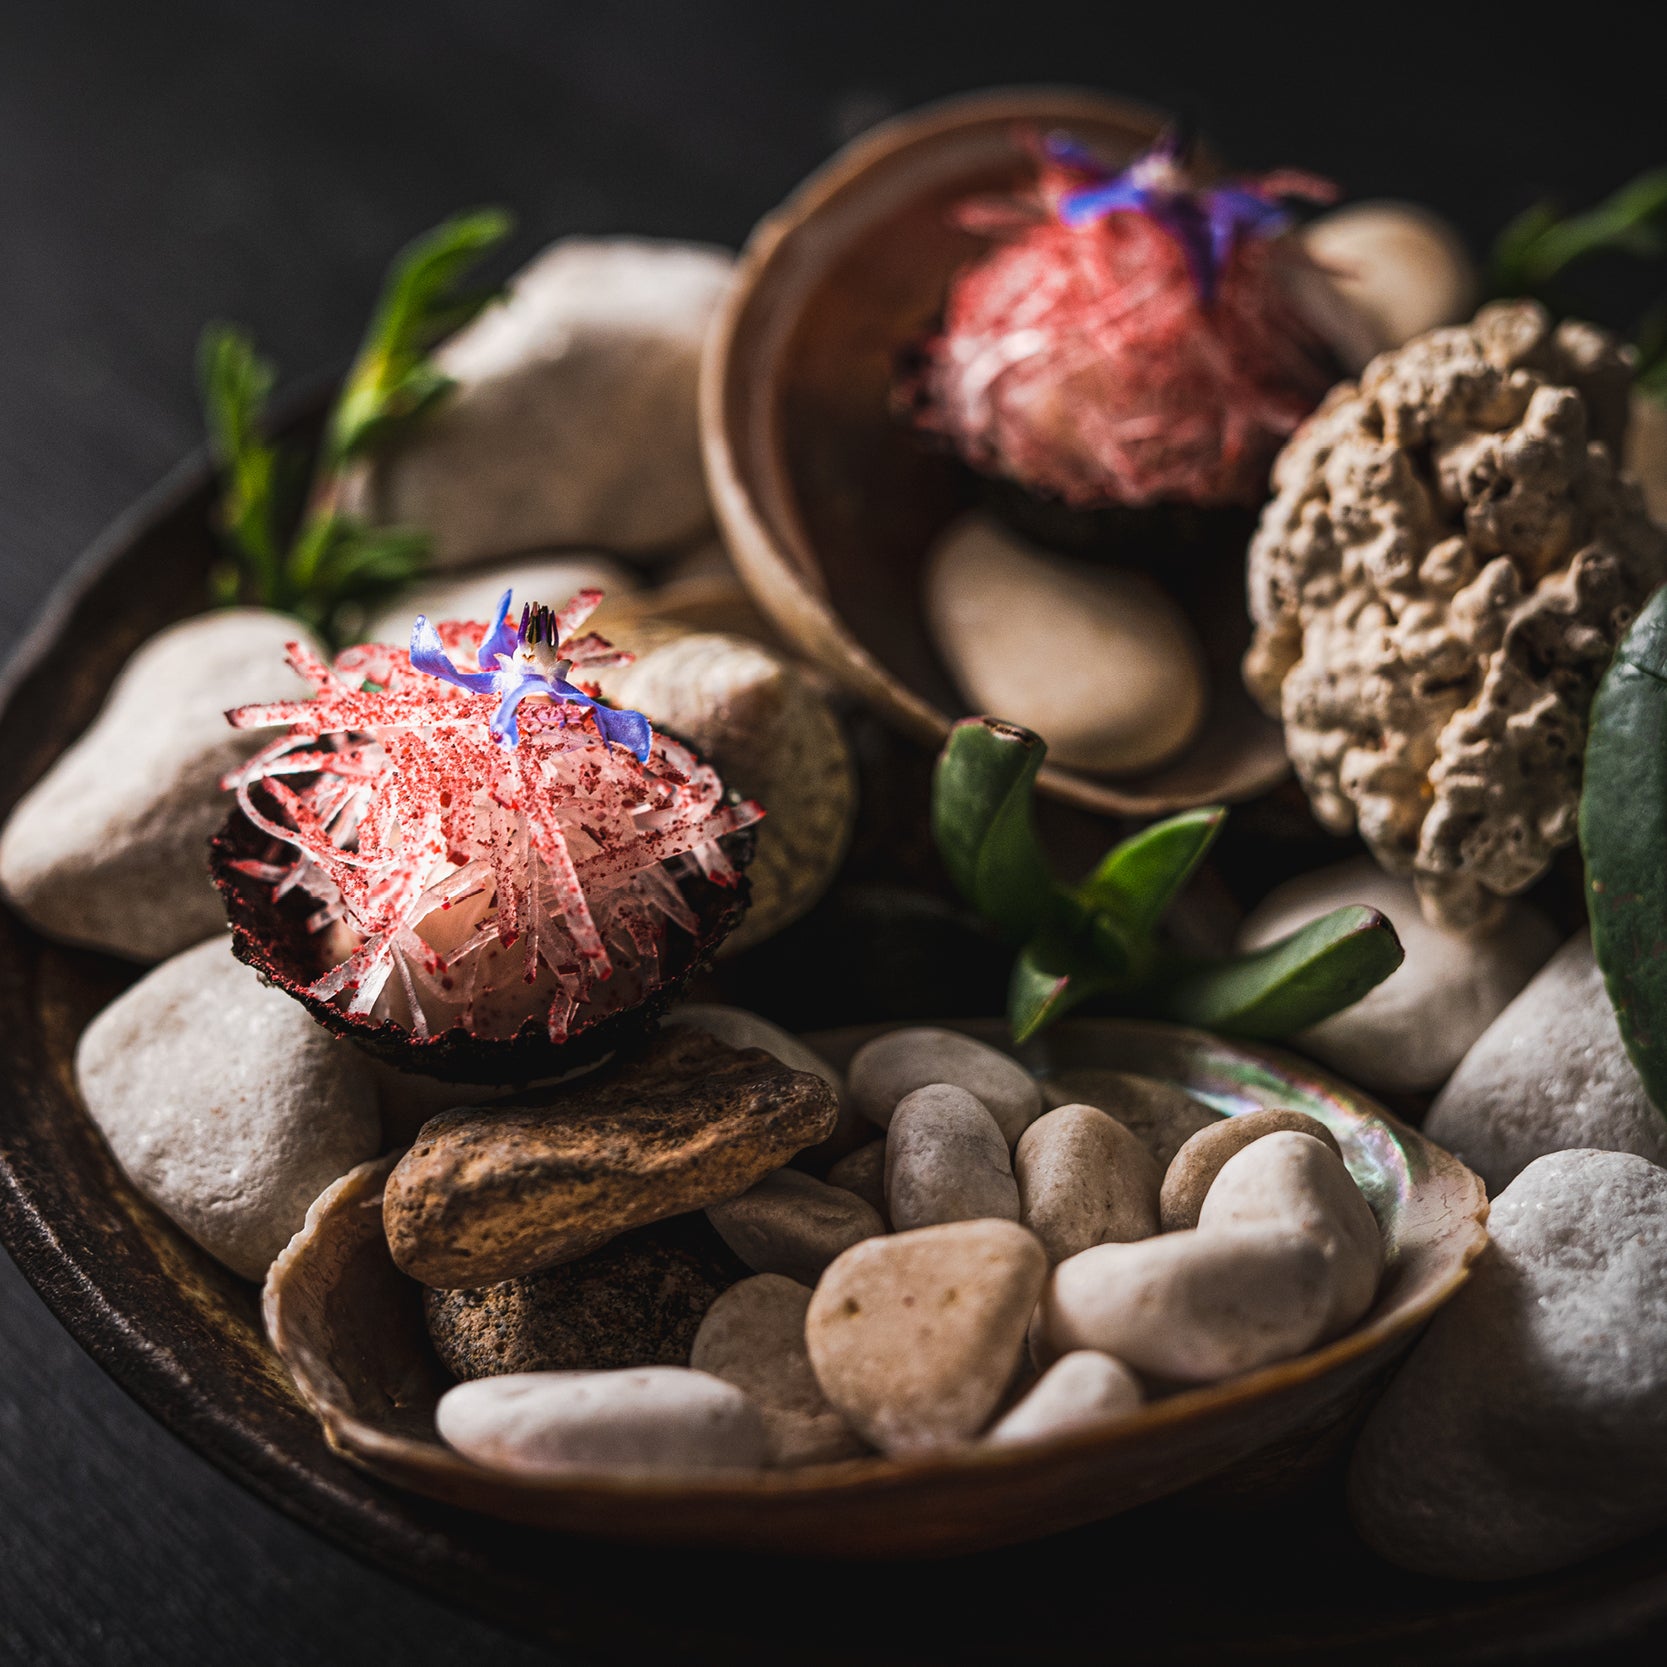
top-left (931, 718), bottom-right (1060, 942)
top-left (1156, 905), bottom-right (1404, 1039)
top-left (1074, 807), bottom-right (1226, 939)
top-left (1009, 930), bottom-right (1119, 1045)
top-left (1581, 585), bottom-right (1667, 1118)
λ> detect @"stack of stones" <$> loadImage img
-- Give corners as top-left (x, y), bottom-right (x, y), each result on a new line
top-left (406, 1017), bottom-right (1385, 1475)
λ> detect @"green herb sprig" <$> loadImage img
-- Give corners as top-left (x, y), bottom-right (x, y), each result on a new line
top-left (932, 718), bottom-right (1405, 1045)
top-left (1489, 166), bottom-right (1667, 394)
top-left (199, 208), bottom-right (514, 646)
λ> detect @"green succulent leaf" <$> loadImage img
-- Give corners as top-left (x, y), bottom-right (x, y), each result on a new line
top-left (1157, 905), bottom-right (1404, 1040)
top-left (931, 718), bottom-right (1059, 942)
top-left (1074, 806), bottom-right (1226, 939)
top-left (1581, 585), bottom-right (1667, 1118)
top-left (1009, 929), bottom-right (1120, 1046)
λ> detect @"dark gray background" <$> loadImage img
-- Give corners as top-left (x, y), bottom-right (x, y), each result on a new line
top-left (1, 3), bottom-right (1663, 1662)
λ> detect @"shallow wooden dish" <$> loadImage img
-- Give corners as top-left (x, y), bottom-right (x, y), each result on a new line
top-left (266, 1017), bottom-right (1486, 1558)
top-left (8, 395), bottom-right (1667, 1666)
top-left (701, 86), bottom-right (1293, 817)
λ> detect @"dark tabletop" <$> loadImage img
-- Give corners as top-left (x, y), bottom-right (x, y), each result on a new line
top-left (1, 4), bottom-right (1663, 1663)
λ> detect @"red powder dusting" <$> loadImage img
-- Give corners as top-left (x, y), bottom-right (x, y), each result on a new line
top-left (222, 619), bottom-right (761, 1043)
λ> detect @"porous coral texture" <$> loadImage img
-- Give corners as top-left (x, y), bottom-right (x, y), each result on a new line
top-left (1246, 302), bottom-right (1667, 930)
top-left (222, 613), bottom-right (759, 1042)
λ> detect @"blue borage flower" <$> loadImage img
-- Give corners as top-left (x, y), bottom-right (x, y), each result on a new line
top-left (409, 586), bottom-right (653, 759)
top-left (1047, 130), bottom-right (1305, 307)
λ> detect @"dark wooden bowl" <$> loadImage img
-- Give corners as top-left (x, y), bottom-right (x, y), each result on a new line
top-left (701, 86), bottom-right (1294, 818)
top-left (5, 412), bottom-right (1667, 1663)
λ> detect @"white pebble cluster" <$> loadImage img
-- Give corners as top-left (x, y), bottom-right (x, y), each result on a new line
top-left (436, 1022), bottom-right (1384, 1477)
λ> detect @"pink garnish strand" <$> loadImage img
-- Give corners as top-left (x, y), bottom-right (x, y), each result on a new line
top-left (222, 606), bottom-right (762, 1043)
top-left (904, 136), bottom-right (1338, 509)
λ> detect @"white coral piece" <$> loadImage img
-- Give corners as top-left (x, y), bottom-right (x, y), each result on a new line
top-left (1246, 302), bottom-right (1667, 930)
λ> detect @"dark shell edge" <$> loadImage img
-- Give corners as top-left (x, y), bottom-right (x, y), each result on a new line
top-left (209, 777), bottom-right (757, 1086)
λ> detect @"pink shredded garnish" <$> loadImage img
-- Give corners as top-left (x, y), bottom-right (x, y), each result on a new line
top-left (904, 134), bottom-right (1337, 509)
top-left (222, 605), bottom-right (762, 1043)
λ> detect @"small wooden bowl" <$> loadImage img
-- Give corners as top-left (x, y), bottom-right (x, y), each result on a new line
top-left (701, 87), bottom-right (1294, 818)
top-left (264, 1017), bottom-right (1488, 1558)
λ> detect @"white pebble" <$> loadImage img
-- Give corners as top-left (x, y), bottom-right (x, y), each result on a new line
top-left (1035, 1228), bottom-right (1333, 1383)
top-left (365, 238), bottom-right (733, 563)
top-left (0, 609), bottom-right (316, 961)
top-left (1349, 1151), bottom-right (1667, 1578)
top-left (850, 1027), bottom-right (1041, 1146)
top-left (1197, 1131), bottom-right (1383, 1338)
top-left (986, 1351), bottom-right (1144, 1446)
top-left (885, 1084), bottom-right (1019, 1231)
top-left (1299, 201), bottom-right (1478, 369)
top-left (436, 1367), bottom-right (768, 1476)
top-left (1426, 933), bottom-right (1667, 1193)
top-left (74, 936), bottom-right (380, 1280)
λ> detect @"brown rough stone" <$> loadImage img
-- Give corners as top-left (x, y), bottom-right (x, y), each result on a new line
top-left (384, 1030), bottom-right (839, 1287)
top-left (425, 1212), bottom-right (748, 1380)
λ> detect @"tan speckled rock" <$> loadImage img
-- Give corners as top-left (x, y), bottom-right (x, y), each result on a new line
top-left (850, 1028), bottom-right (1041, 1146)
top-left (1040, 1069), bottom-right (1218, 1169)
top-left (706, 1168), bottom-right (884, 1284)
top-left (0, 609), bottom-right (317, 961)
top-left (593, 637), bottom-right (856, 951)
top-left (424, 1213), bottom-right (746, 1379)
top-left (691, 1274), bottom-right (864, 1465)
top-left (1161, 1108), bottom-right (1341, 1232)
top-left (436, 1366), bottom-right (768, 1476)
top-left (986, 1350), bottom-right (1144, 1446)
top-left (384, 1030), bottom-right (838, 1287)
top-left (1197, 1132), bottom-right (1383, 1338)
top-left (884, 1084), bottom-right (1019, 1231)
top-left (806, 1220), bottom-right (1047, 1454)
top-left (75, 935), bottom-right (380, 1280)
top-left (1015, 1103), bottom-right (1161, 1263)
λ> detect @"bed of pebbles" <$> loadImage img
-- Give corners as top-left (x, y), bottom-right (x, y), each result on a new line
top-left (409, 1018), bottom-right (1385, 1473)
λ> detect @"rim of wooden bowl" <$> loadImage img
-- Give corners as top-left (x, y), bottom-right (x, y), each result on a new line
top-left (265, 1015), bottom-right (1489, 1557)
top-left (699, 85), bottom-right (1294, 818)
